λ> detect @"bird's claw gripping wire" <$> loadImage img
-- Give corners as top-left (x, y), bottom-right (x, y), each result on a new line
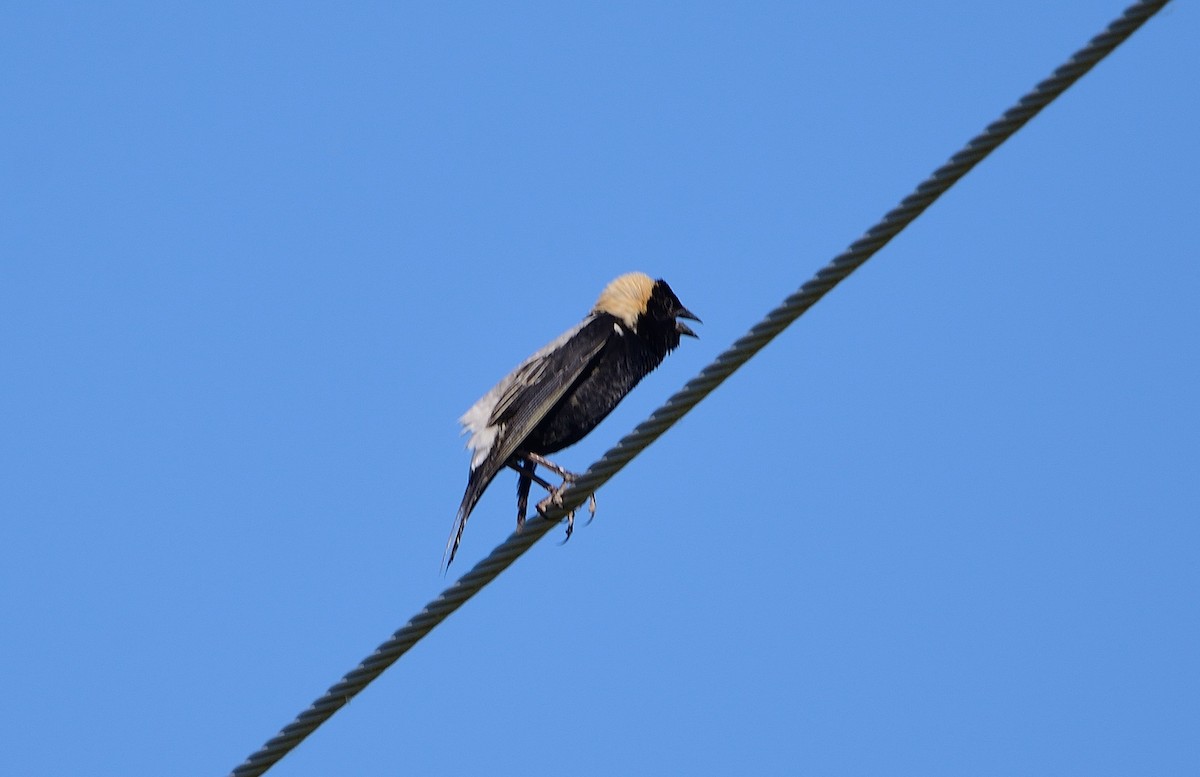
top-left (565, 493), bottom-right (599, 540)
top-left (536, 481), bottom-right (573, 541)
top-left (535, 480), bottom-right (597, 544)
top-left (513, 453), bottom-right (597, 540)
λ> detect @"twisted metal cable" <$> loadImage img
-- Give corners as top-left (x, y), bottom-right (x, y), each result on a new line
top-left (229, 2), bottom-right (1169, 774)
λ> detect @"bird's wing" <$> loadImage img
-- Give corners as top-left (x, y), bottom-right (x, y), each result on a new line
top-left (444, 315), bottom-right (614, 568)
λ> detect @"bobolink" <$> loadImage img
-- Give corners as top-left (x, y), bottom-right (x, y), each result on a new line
top-left (446, 272), bottom-right (699, 567)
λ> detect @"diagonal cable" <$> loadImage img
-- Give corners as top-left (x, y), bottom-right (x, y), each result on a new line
top-left (229, 2), bottom-right (1170, 774)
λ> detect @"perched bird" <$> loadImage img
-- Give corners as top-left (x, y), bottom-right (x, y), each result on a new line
top-left (445, 272), bottom-right (699, 567)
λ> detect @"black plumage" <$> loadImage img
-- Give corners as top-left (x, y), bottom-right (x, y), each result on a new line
top-left (445, 272), bottom-right (698, 567)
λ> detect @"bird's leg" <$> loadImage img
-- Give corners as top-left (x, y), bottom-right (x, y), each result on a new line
top-left (507, 454), bottom-right (597, 545)
top-left (522, 453), bottom-right (574, 514)
top-left (523, 453), bottom-right (598, 524)
top-left (523, 452), bottom-right (578, 483)
top-left (532, 481), bottom-right (575, 543)
top-left (507, 459), bottom-right (555, 490)
top-left (519, 455), bottom-right (597, 544)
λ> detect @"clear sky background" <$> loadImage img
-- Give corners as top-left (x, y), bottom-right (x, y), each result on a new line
top-left (2, 3), bottom-right (1196, 776)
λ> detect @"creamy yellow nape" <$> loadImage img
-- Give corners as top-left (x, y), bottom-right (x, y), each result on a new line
top-left (592, 272), bottom-right (655, 331)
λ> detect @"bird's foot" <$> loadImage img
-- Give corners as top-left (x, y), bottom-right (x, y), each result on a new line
top-left (537, 482), bottom-right (574, 544)
top-left (584, 492), bottom-right (597, 526)
top-left (534, 482), bottom-right (598, 543)
top-left (535, 482), bottom-right (568, 514)
top-left (560, 509), bottom-right (575, 545)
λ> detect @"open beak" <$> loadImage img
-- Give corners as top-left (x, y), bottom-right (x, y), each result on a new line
top-left (675, 307), bottom-right (701, 338)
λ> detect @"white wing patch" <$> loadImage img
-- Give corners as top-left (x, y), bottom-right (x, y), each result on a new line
top-left (459, 317), bottom-right (592, 470)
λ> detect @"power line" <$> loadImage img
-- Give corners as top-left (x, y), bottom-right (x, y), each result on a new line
top-left (228, 2), bottom-right (1171, 774)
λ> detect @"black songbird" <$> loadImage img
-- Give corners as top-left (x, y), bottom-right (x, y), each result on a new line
top-left (445, 272), bottom-right (699, 567)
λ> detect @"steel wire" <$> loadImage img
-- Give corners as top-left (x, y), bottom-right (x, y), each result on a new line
top-left (230, 2), bottom-right (1170, 773)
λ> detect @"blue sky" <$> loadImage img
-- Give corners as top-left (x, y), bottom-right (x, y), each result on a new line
top-left (2, 3), bottom-right (1196, 776)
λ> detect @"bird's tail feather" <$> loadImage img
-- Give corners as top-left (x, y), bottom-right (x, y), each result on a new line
top-left (442, 466), bottom-right (494, 571)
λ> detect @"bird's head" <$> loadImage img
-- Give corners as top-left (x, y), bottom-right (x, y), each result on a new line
top-left (594, 272), bottom-right (701, 348)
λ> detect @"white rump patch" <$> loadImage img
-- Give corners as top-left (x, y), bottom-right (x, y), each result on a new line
top-left (459, 318), bottom-right (592, 470)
